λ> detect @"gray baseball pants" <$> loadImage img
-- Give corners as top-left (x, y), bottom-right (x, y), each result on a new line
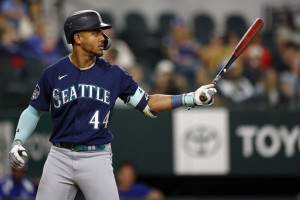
top-left (35, 144), bottom-right (119, 200)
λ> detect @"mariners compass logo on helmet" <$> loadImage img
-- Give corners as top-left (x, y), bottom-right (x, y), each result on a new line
top-left (31, 84), bottom-right (40, 100)
top-left (183, 125), bottom-right (221, 157)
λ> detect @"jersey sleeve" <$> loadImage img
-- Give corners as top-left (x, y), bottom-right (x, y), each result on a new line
top-left (118, 67), bottom-right (138, 102)
top-left (29, 70), bottom-right (51, 111)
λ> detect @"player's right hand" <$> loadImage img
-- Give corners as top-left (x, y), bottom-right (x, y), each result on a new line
top-left (8, 140), bottom-right (28, 169)
top-left (194, 84), bottom-right (217, 105)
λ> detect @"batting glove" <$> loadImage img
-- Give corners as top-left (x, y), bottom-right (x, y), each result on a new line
top-left (8, 140), bottom-right (28, 169)
top-left (194, 84), bottom-right (217, 105)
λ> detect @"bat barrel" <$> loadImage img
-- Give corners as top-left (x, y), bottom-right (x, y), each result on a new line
top-left (233, 18), bottom-right (264, 57)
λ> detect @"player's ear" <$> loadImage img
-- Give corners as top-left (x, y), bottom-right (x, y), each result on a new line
top-left (73, 33), bottom-right (82, 45)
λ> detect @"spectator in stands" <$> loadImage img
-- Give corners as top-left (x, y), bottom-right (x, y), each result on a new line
top-left (199, 33), bottom-right (224, 77)
top-left (104, 47), bottom-right (119, 66)
top-left (116, 162), bottom-right (164, 200)
top-left (0, 20), bottom-right (20, 54)
top-left (242, 44), bottom-right (266, 94)
top-left (199, 33), bottom-right (244, 81)
top-left (215, 59), bottom-right (254, 107)
top-left (0, 0), bottom-right (27, 30)
top-left (162, 17), bottom-right (202, 88)
top-left (273, 26), bottom-right (294, 72)
top-left (0, 159), bottom-right (36, 200)
top-left (0, 17), bottom-right (26, 86)
top-left (242, 43), bottom-right (280, 108)
top-left (263, 69), bottom-right (280, 108)
top-left (243, 34), bottom-right (273, 71)
top-left (198, 33), bottom-right (251, 107)
top-left (278, 41), bottom-right (300, 109)
top-left (21, 18), bottom-right (62, 66)
top-left (0, 14), bottom-right (8, 29)
top-left (18, 0), bottom-right (43, 41)
top-left (127, 63), bottom-right (151, 93)
top-left (150, 59), bottom-right (188, 95)
top-left (103, 28), bottom-right (136, 70)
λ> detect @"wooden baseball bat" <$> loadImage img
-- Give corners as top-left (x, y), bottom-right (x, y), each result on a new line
top-left (199, 18), bottom-right (264, 102)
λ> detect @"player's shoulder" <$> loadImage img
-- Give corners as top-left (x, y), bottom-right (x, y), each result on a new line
top-left (39, 55), bottom-right (69, 78)
top-left (96, 57), bottom-right (129, 75)
top-left (45, 56), bottom-right (69, 72)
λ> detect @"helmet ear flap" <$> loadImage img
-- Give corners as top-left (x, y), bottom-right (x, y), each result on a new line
top-left (102, 33), bottom-right (111, 50)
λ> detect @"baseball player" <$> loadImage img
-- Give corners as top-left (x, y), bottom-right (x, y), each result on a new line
top-left (8, 10), bottom-right (217, 200)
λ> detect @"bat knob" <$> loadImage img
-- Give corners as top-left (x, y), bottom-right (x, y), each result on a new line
top-left (199, 93), bottom-right (207, 102)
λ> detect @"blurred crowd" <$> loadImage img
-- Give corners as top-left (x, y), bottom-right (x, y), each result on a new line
top-left (1, 0), bottom-right (300, 112)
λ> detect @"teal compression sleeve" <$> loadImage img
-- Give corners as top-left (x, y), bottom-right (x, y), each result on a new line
top-left (14, 105), bottom-right (44, 143)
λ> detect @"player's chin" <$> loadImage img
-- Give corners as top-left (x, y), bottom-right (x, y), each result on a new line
top-left (94, 50), bottom-right (103, 57)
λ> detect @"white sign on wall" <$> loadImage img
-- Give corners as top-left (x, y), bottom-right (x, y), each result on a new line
top-left (173, 108), bottom-right (229, 175)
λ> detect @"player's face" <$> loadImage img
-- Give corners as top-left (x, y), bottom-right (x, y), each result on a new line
top-left (78, 29), bottom-right (105, 57)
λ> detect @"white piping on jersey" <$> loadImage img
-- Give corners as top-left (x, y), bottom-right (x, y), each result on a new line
top-left (68, 54), bottom-right (95, 70)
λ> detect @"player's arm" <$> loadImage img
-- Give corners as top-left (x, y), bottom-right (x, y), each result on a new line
top-left (148, 84), bottom-right (216, 114)
top-left (9, 105), bottom-right (44, 169)
top-left (127, 84), bottom-right (217, 118)
top-left (14, 105), bottom-right (44, 143)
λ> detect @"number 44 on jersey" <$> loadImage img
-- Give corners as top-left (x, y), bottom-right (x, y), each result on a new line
top-left (89, 110), bottom-right (110, 130)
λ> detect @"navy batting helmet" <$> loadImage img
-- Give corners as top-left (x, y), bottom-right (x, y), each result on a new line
top-left (64, 10), bottom-right (112, 49)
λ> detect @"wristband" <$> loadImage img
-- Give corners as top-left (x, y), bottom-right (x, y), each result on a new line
top-left (171, 95), bottom-right (184, 109)
top-left (184, 92), bottom-right (194, 106)
top-left (171, 93), bottom-right (195, 109)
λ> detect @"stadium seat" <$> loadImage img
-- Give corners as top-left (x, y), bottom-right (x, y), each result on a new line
top-left (98, 11), bottom-right (114, 26)
top-left (124, 12), bottom-right (148, 35)
top-left (120, 12), bottom-right (153, 62)
top-left (225, 14), bottom-right (247, 38)
top-left (262, 30), bottom-right (276, 54)
top-left (193, 14), bottom-right (215, 45)
top-left (156, 12), bottom-right (176, 37)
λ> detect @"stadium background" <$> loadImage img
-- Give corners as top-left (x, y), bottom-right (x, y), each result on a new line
top-left (1, 0), bottom-right (300, 199)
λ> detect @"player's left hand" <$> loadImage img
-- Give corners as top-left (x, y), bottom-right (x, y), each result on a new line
top-left (8, 140), bottom-right (28, 169)
top-left (194, 84), bottom-right (217, 105)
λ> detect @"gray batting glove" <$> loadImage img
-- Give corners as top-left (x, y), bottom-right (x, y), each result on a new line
top-left (8, 140), bottom-right (28, 169)
top-left (194, 84), bottom-right (217, 105)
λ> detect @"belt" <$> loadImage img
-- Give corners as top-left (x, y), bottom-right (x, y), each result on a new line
top-left (53, 143), bottom-right (106, 151)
